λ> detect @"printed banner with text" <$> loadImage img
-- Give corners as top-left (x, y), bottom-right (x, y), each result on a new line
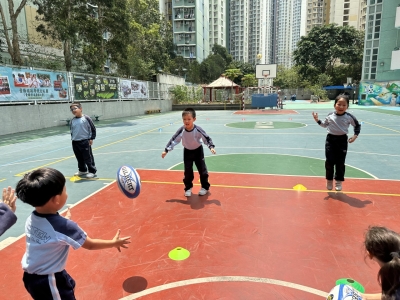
top-left (0, 66), bottom-right (68, 101)
top-left (119, 79), bottom-right (148, 99)
top-left (73, 74), bottom-right (118, 100)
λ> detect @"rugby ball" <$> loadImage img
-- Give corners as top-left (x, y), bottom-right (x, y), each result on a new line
top-left (116, 166), bottom-right (141, 199)
top-left (326, 284), bottom-right (362, 300)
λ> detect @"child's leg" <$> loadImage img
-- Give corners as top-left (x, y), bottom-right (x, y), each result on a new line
top-left (334, 136), bottom-right (348, 181)
top-left (72, 141), bottom-right (87, 172)
top-left (324, 135), bottom-right (335, 180)
top-left (194, 146), bottom-right (210, 190)
top-left (183, 148), bottom-right (195, 191)
top-left (23, 270), bottom-right (76, 300)
top-left (80, 140), bottom-right (97, 174)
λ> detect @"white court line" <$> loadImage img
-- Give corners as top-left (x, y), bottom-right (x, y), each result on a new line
top-left (167, 152), bottom-right (378, 179)
top-left (118, 276), bottom-right (328, 299)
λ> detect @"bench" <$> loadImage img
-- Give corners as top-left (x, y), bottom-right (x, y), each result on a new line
top-left (145, 109), bottom-right (161, 114)
top-left (92, 115), bottom-right (102, 121)
top-left (61, 119), bottom-right (71, 126)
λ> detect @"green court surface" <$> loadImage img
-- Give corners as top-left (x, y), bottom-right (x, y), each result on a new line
top-left (170, 154), bottom-right (374, 178)
top-left (226, 121), bottom-right (306, 129)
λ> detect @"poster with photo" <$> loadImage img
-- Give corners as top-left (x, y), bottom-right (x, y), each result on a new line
top-left (73, 74), bottom-right (118, 100)
top-left (0, 66), bottom-right (68, 101)
top-left (119, 79), bottom-right (148, 99)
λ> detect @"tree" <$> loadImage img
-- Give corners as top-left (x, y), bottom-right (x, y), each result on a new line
top-left (293, 24), bottom-right (364, 82)
top-left (227, 60), bottom-right (255, 84)
top-left (241, 74), bottom-right (257, 88)
top-left (0, 0), bottom-right (28, 65)
top-left (223, 68), bottom-right (242, 99)
top-left (212, 44), bottom-right (232, 66)
top-left (124, 0), bottom-right (172, 79)
top-left (199, 54), bottom-right (226, 83)
top-left (33, 0), bottom-right (88, 71)
top-left (274, 66), bottom-right (304, 89)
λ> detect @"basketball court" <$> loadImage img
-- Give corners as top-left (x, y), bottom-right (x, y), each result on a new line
top-left (1, 101), bottom-right (400, 299)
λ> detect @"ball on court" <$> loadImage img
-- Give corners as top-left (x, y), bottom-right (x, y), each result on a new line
top-left (326, 284), bottom-right (362, 300)
top-left (116, 165), bottom-right (141, 199)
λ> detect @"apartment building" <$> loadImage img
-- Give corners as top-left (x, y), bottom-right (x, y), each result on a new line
top-left (305, 0), bottom-right (325, 34)
top-left (276, 0), bottom-right (303, 67)
top-left (171, 0), bottom-right (210, 62)
top-left (229, 0), bottom-right (250, 62)
top-left (209, 0), bottom-right (228, 49)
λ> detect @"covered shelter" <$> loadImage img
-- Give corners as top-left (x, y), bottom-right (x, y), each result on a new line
top-left (203, 76), bottom-right (240, 102)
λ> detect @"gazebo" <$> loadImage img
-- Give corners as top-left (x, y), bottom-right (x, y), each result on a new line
top-left (203, 76), bottom-right (240, 102)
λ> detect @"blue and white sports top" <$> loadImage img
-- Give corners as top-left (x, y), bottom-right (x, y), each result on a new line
top-left (164, 125), bottom-right (215, 152)
top-left (22, 211), bottom-right (87, 275)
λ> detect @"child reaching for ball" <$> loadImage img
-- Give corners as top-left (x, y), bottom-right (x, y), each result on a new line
top-left (360, 226), bottom-right (400, 300)
top-left (312, 94), bottom-right (360, 191)
top-left (162, 108), bottom-right (216, 197)
top-left (16, 167), bottom-right (130, 300)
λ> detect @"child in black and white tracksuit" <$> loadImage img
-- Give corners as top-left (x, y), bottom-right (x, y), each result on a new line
top-left (312, 95), bottom-right (361, 191)
top-left (162, 108), bottom-right (216, 197)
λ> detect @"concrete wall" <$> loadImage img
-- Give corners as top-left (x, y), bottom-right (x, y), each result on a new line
top-left (0, 99), bottom-right (172, 136)
top-left (157, 73), bottom-right (185, 85)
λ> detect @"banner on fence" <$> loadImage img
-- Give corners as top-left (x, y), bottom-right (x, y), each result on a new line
top-left (0, 66), bottom-right (68, 101)
top-left (119, 79), bottom-right (148, 99)
top-left (73, 74), bottom-right (118, 100)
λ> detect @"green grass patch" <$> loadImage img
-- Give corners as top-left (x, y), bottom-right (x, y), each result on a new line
top-left (171, 153), bottom-right (373, 178)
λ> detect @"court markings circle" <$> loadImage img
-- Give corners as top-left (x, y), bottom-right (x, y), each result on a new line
top-left (118, 276), bottom-right (328, 299)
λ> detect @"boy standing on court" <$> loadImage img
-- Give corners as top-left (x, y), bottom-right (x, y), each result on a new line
top-left (16, 168), bottom-right (130, 299)
top-left (69, 102), bottom-right (97, 178)
top-left (162, 108), bottom-right (216, 197)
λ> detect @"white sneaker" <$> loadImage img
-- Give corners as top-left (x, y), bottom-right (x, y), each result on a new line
top-left (335, 181), bottom-right (342, 191)
top-left (74, 171), bottom-right (88, 176)
top-left (326, 180), bottom-right (333, 190)
top-left (184, 189), bottom-right (192, 197)
top-left (85, 173), bottom-right (95, 178)
top-left (198, 188), bottom-right (209, 196)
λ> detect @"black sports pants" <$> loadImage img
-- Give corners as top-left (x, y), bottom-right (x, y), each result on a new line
top-left (183, 146), bottom-right (210, 191)
top-left (72, 140), bottom-right (96, 174)
top-left (325, 134), bottom-right (348, 182)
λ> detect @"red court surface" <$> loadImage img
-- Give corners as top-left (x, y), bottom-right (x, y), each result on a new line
top-left (234, 109), bottom-right (298, 115)
top-left (1, 170), bottom-right (399, 299)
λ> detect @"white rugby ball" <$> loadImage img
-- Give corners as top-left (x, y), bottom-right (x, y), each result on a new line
top-left (326, 284), bottom-right (362, 300)
top-left (116, 166), bottom-right (141, 199)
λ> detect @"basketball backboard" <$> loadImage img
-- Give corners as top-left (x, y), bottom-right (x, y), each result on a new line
top-left (255, 64), bottom-right (277, 79)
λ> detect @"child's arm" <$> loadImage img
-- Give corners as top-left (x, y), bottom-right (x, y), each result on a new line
top-left (312, 112), bottom-right (329, 128)
top-left (348, 113), bottom-right (361, 143)
top-left (360, 292), bottom-right (382, 300)
top-left (81, 229), bottom-right (130, 252)
top-left (162, 127), bottom-right (184, 158)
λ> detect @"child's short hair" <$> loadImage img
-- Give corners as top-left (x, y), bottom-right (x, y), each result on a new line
top-left (335, 94), bottom-right (349, 106)
top-left (365, 226), bottom-right (400, 297)
top-left (182, 108), bottom-right (196, 118)
top-left (70, 102), bottom-right (82, 109)
top-left (16, 168), bottom-right (66, 207)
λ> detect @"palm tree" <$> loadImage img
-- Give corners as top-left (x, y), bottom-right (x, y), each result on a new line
top-left (223, 68), bottom-right (242, 102)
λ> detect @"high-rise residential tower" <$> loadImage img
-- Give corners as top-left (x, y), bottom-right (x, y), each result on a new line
top-left (229, 0), bottom-right (250, 62)
top-left (305, 0), bottom-right (325, 34)
top-left (209, 0), bottom-right (228, 49)
top-left (171, 0), bottom-right (210, 62)
top-left (329, 0), bottom-right (363, 28)
top-left (276, 0), bottom-right (304, 67)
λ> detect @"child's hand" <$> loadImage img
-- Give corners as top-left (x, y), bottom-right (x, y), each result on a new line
top-left (1, 186), bottom-right (17, 213)
top-left (348, 135), bottom-right (358, 143)
top-left (312, 112), bottom-right (319, 122)
top-left (161, 152), bottom-right (167, 158)
top-left (113, 229), bottom-right (131, 252)
top-left (211, 148), bottom-right (216, 154)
